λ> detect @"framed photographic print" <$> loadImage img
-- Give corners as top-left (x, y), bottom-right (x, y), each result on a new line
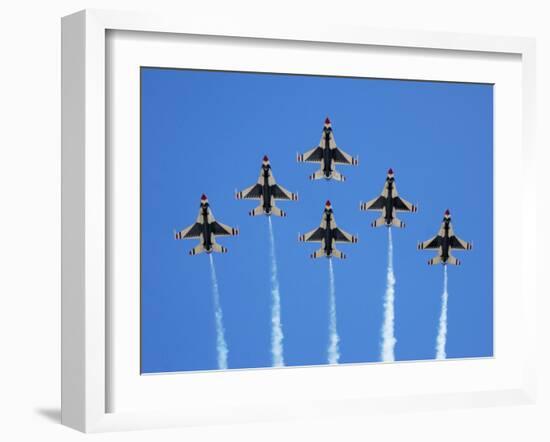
top-left (61, 9), bottom-right (537, 432)
top-left (140, 67), bottom-right (492, 374)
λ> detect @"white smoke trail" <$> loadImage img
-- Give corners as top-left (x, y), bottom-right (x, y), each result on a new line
top-left (208, 254), bottom-right (228, 370)
top-left (436, 266), bottom-right (449, 360)
top-left (267, 217), bottom-right (285, 367)
top-left (328, 258), bottom-right (340, 365)
top-left (381, 227), bottom-right (396, 362)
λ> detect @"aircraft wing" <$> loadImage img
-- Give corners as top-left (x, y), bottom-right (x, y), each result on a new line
top-left (175, 222), bottom-right (202, 240)
top-left (271, 184), bottom-right (298, 201)
top-left (298, 146), bottom-right (324, 163)
top-left (393, 196), bottom-right (417, 212)
top-left (332, 147), bottom-right (358, 165)
top-left (450, 235), bottom-right (472, 250)
top-left (360, 195), bottom-right (386, 211)
top-left (300, 227), bottom-right (325, 243)
top-left (418, 235), bottom-right (442, 249)
top-left (236, 183), bottom-right (262, 200)
top-left (210, 221), bottom-right (238, 236)
top-left (332, 227), bottom-right (358, 243)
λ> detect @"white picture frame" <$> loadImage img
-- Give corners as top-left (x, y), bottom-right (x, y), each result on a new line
top-left (61, 9), bottom-right (537, 433)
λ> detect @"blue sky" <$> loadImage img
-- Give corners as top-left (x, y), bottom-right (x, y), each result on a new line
top-left (140, 68), bottom-right (493, 373)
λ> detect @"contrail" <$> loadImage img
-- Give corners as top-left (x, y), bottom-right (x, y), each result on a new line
top-left (381, 227), bottom-right (396, 362)
top-left (208, 254), bottom-right (228, 370)
top-left (436, 266), bottom-right (449, 360)
top-left (267, 217), bottom-right (285, 367)
top-left (328, 258), bottom-right (340, 365)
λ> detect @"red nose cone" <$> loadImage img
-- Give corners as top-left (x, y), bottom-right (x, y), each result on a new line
top-left (325, 117), bottom-right (331, 125)
top-left (388, 168), bottom-right (394, 174)
top-left (325, 200), bottom-right (331, 207)
top-left (201, 194), bottom-right (207, 201)
top-left (445, 209), bottom-right (450, 216)
top-left (263, 155), bottom-right (269, 162)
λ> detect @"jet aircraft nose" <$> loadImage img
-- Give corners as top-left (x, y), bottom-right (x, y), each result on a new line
top-left (444, 209), bottom-right (451, 216)
top-left (324, 117), bottom-right (331, 125)
top-left (201, 194), bottom-right (208, 201)
top-left (325, 200), bottom-right (331, 207)
top-left (388, 168), bottom-right (394, 175)
top-left (263, 155), bottom-right (269, 162)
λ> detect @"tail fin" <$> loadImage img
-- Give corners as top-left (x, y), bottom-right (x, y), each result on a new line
top-left (391, 217), bottom-right (405, 228)
top-left (249, 205), bottom-right (266, 216)
top-left (428, 256), bottom-right (442, 265)
top-left (446, 255), bottom-right (461, 266)
top-left (371, 216), bottom-right (387, 228)
top-left (189, 244), bottom-right (205, 256)
top-left (331, 248), bottom-right (346, 259)
top-left (270, 206), bottom-right (286, 217)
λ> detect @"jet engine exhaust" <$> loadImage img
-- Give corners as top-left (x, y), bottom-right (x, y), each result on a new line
top-left (436, 266), bottom-right (449, 360)
top-left (268, 217), bottom-right (285, 367)
top-left (208, 254), bottom-right (229, 369)
top-left (381, 227), bottom-right (396, 362)
top-left (328, 258), bottom-right (340, 365)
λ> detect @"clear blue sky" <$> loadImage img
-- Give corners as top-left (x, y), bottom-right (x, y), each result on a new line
top-left (140, 67), bottom-right (493, 373)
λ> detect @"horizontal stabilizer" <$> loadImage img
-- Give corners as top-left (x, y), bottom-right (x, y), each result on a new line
top-left (392, 217), bottom-right (405, 228)
top-left (446, 255), bottom-right (461, 266)
top-left (309, 170), bottom-right (326, 181)
top-left (270, 206), bottom-right (286, 217)
top-left (428, 256), bottom-right (441, 265)
top-left (211, 243), bottom-right (228, 254)
top-left (189, 244), bottom-right (205, 256)
top-left (331, 248), bottom-right (346, 259)
top-left (310, 248), bottom-right (326, 259)
top-left (249, 205), bottom-right (266, 216)
top-left (371, 216), bottom-right (387, 228)
top-left (331, 170), bottom-right (346, 182)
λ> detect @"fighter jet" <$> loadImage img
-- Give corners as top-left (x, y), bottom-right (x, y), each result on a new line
top-left (174, 194), bottom-right (238, 255)
top-left (417, 210), bottom-right (473, 266)
top-left (360, 168), bottom-right (418, 228)
top-left (299, 200), bottom-right (358, 259)
top-left (235, 155), bottom-right (298, 216)
top-left (297, 117), bottom-right (358, 181)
